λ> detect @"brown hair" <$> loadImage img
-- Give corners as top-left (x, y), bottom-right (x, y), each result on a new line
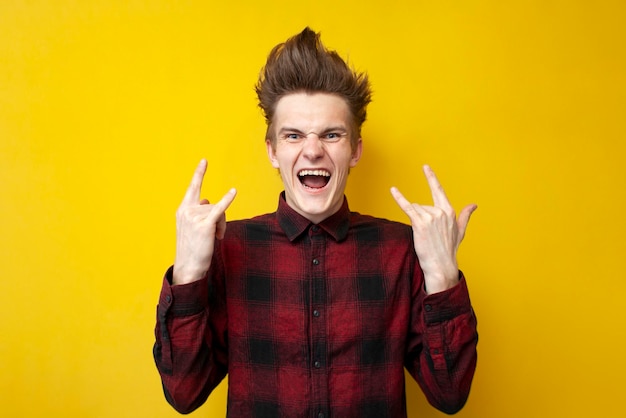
top-left (256, 27), bottom-right (372, 148)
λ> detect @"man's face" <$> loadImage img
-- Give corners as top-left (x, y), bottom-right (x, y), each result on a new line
top-left (266, 92), bottom-right (362, 224)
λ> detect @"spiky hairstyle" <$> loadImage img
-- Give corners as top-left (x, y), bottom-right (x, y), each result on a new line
top-left (255, 27), bottom-right (372, 146)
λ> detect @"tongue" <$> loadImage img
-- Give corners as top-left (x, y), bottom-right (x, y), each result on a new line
top-left (302, 175), bottom-right (328, 189)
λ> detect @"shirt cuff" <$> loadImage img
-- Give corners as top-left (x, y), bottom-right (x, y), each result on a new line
top-left (422, 272), bottom-right (473, 325)
top-left (159, 265), bottom-right (209, 317)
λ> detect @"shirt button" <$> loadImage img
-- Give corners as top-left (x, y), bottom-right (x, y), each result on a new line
top-left (318, 413), bottom-right (325, 418)
top-left (314, 361), bottom-right (321, 369)
top-left (312, 258), bottom-right (320, 265)
top-left (424, 304), bottom-right (432, 312)
top-left (313, 310), bottom-right (320, 317)
top-left (165, 295), bottom-right (172, 303)
top-left (311, 225), bottom-right (319, 232)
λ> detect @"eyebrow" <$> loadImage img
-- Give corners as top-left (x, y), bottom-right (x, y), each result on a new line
top-left (278, 127), bottom-right (304, 135)
top-left (278, 126), bottom-right (348, 135)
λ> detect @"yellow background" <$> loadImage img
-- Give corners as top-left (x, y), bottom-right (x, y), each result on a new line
top-left (1, 1), bottom-right (625, 417)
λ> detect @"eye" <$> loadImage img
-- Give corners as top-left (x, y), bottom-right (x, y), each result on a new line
top-left (283, 133), bottom-right (302, 142)
top-left (323, 132), bottom-right (342, 142)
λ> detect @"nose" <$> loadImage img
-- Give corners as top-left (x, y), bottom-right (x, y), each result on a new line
top-left (302, 133), bottom-right (324, 160)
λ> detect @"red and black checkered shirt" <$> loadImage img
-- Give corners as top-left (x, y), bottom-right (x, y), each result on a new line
top-left (154, 193), bottom-right (478, 417)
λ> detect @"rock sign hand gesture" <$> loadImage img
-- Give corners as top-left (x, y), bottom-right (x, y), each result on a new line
top-left (391, 165), bottom-right (477, 294)
top-left (173, 159), bottom-right (237, 285)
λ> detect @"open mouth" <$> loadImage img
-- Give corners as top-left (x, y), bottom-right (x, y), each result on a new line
top-left (298, 169), bottom-right (331, 190)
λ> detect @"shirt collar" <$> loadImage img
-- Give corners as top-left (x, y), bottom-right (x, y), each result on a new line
top-left (276, 192), bottom-right (351, 242)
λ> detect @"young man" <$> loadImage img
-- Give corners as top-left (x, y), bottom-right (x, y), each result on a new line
top-left (154, 28), bottom-right (478, 417)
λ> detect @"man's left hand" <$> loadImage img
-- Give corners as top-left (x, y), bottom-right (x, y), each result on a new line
top-left (391, 165), bottom-right (477, 294)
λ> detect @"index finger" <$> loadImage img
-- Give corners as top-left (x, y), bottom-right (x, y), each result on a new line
top-left (212, 188), bottom-right (238, 217)
top-left (390, 186), bottom-right (417, 216)
top-left (181, 159), bottom-right (207, 206)
top-left (423, 165), bottom-right (451, 209)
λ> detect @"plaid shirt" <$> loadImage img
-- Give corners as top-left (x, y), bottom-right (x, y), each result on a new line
top-left (154, 194), bottom-right (477, 417)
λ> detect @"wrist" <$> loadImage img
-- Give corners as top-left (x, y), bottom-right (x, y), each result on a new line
top-left (423, 268), bottom-right (460, 294)
top-left (172, 264), bottom-right (207, 285)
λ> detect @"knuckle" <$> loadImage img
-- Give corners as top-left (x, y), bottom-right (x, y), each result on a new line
top-left (447, 209), bottom-right (456, 219)
top-left (176, 205), bottom-right (190, 217)
top-left (422, 211), bottom-right (434, 222)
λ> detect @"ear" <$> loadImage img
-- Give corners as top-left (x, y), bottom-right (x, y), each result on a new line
top-left (349, 138), bottom-right (363, 168)
top-left (266, 139), bottom-right (279, 169)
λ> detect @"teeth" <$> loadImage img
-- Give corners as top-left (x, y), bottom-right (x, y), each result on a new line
top-left (298, 169), bottom-right (330, 177)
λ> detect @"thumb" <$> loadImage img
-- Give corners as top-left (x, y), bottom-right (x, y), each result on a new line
top-left (215, 213), bottom-right (227, 240)
top-left (457, 204), bottom-right (478, 243)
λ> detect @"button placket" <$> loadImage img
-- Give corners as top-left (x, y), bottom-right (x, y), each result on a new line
top-left (308, 224), bottom-right (329, 407)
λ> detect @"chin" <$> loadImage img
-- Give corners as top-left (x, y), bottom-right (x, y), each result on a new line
top-left (298, 196), bottom-right (340, 220)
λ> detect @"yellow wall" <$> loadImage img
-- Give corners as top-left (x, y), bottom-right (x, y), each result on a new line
top-left (2, 1), bottom-right (625, 417)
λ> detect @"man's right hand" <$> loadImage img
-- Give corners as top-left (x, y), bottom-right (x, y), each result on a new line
top-left (172, 159), bottom-right (237, 285)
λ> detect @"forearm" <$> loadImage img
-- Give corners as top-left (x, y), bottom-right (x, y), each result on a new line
top-left (153, 268), bottom-right (227, 414)
top-left (407, 275), bottom-right (478, 414)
